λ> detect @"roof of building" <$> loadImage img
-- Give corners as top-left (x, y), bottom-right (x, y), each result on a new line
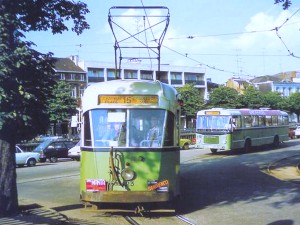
top-left (53, 57), bottom-right (85, 73)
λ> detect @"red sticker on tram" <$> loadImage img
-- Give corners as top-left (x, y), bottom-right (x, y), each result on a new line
top-left (86, 179), bottom-right (106, 192)
top-left (148, 180), bottom-right (169, 191)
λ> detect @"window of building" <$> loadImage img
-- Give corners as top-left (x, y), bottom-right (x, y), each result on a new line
top-left (88, 68), bottom-right (104, 78)
top-left (140, 70), bottom-right (153, 80)
top-left (124, 70), bottom-right (138, 79)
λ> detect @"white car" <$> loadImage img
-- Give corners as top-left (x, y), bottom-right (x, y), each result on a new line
top-left (16, 146), bottom-right (40, 167)
top-left (294, 126), bottom-right (300, 137)
top-left (68, 141), bottom-right (81, 161)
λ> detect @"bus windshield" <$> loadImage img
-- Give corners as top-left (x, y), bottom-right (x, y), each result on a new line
top-left (84, 109), bottom-right (175, 148)
top-left (196, 115), bottom-right (232, 131)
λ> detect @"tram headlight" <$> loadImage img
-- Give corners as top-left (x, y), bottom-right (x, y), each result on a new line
top-left (121, 167), bottom-right (135, 181)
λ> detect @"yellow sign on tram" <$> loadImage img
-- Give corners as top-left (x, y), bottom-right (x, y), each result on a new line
top-left (98, 95), bottom-right (158, 105)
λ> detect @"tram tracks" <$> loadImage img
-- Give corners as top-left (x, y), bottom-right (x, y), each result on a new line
top-left (121, 214), bottom-right (201, 225)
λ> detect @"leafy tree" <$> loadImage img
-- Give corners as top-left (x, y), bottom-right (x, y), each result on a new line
top-left (48, 80), bottom-right (78, 135)
top-left (206, 86), bottom-right (241, 109)
top-left (176, 84), bottom-right (205, 122)
top-left (0, 0), bottom-right (89, 216)
top-left (287, 92), bottom-right (300, 122)
top-left (239, 86), bottom-right (266, 109)
top-left (264, 91), bottom-right (287, 110)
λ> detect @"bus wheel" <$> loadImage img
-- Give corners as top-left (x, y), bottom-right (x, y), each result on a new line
top-left (210, 149), bottom-right (217, 154)
top-left (244, 139), bottom-right (251, 153)
top-left (273, 136), bottom-right (280, 148)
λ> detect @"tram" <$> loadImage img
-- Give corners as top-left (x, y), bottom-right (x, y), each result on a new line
top-left (80, 79), bottom-right (181, 212)
top-left (196, 108), bottom-right (289, 153)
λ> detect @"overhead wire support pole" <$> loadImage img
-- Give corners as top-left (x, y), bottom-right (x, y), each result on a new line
top-left (108, 6), bottom-right (170, 75)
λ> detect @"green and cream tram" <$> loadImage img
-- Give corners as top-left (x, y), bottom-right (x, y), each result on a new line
top-left (80, 80), bottom-right (181, 211)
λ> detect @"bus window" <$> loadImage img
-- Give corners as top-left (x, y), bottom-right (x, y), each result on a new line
top-left (252, 116), bottom-right (259, 127)
top-left (258, 116), bottom-right (266, 126)
top-left (272, 116), bottom-right (278, 126)
top-left (266, 115), bottom-right (272, 126)
top-left (232, 116), bottom-right (241, 128)
top-left (244, 116), bottom-right (252, 128)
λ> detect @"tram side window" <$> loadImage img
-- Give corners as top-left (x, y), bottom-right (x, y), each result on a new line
top-left (278, 115), bottom-right (288, 125)
top-left (163, 111), bottom-right (174, 146)
top-left (83, 112), bottom-right (92, 146)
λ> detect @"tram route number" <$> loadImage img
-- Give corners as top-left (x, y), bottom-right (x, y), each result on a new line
top-left (148, 180), bottom-right (169, 191)
top-left (86, 179), bottom-right (106, 192)
top-left (98, 95), bottom-right (158, 105)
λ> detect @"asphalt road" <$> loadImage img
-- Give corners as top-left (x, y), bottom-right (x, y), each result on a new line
top-left (17, 140), bottom-right (300, 225)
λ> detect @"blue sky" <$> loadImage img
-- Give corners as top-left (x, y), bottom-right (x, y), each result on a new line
top-left (26, 0), bottom-right (300, 84)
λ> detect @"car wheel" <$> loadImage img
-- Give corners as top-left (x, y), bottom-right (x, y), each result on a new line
top-left (49, 157), bottom-right (58, 163)
top-left (182, 143), bottom-right (189, 150)
top-left (27, 158), bottom-right (37, 167)
top-left (75, 157), bottom-right (80, 161)
top-left (210, 149), bottom-right (217, 154)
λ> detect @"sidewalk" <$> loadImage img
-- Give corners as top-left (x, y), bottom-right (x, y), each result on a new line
top-left (1, 155), bottom-right (300, 225)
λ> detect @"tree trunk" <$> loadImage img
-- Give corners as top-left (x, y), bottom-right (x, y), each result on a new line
top-left (0, 139), bottom-right (18, 217)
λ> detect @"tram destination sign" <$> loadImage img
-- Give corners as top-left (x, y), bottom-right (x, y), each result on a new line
top-left (98, 95), bottom-right (158, 105)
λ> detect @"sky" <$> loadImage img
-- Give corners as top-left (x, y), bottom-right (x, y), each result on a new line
top-left (25, 0), bottom-right (300, 84)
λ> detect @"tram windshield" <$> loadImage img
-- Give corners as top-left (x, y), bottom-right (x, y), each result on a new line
top-left (196, 115), bottom-right (233, 131)
top-left (83, 109), bottom-right (175, 148)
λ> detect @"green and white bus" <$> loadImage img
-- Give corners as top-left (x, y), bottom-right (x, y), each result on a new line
top-left (195, 108), bottom-right (289, 153)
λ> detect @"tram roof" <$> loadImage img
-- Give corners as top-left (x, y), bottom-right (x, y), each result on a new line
top-left (81, 79), bottom-right (179, 112)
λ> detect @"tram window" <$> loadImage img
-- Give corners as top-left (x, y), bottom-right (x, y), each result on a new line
top-left (130, 109), bottom-right (165, 147)
top-left (164, 112), bottom-right (174, 146)
top-left (83, 112), bottom-right (92, 146)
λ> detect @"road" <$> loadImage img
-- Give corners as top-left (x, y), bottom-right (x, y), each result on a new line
top-left (17, 140), bottom-right (300, 225)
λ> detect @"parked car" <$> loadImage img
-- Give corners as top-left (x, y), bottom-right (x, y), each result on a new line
top-left (68, 141), bottom-right (81, 161)
top-left (294, 126), bottom-right (300, 138)
top-left (33, 139), bottom-right (75, 163)
top-left (180, 138), bottom-right (192, 150)
top-left (15, 146), bottom-right (40, 167)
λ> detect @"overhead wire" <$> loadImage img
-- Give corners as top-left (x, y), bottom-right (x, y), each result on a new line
top-left (160, 8), bottom-right (300, 78)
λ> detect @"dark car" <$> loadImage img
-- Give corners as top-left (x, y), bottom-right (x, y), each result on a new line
top-left (33, 139), bottom-right (75, 163)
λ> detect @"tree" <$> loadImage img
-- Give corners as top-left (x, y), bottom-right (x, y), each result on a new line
top-left (176, 84), bottom-right (205, 125)
top-left (206, 86), bottom-right (241, 109)
top-left (287, 92), bottom-right (300, 122)
top-left (239, 86), bottom-right (266, 109)
top-left (48, 80), bottom-right (78, 135)
top-left (0, 0), bottom-right (89, 216)
top-left (264, 91), bottom-right (287, 110)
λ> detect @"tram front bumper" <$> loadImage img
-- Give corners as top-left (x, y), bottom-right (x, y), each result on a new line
top-left (81, 190), bottom-right (172, 203)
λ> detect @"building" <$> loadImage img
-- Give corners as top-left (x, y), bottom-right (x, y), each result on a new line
top-left (77, 60), bottom-right (207, 129)
top-left (52, 57), bottom-right (87, 137)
